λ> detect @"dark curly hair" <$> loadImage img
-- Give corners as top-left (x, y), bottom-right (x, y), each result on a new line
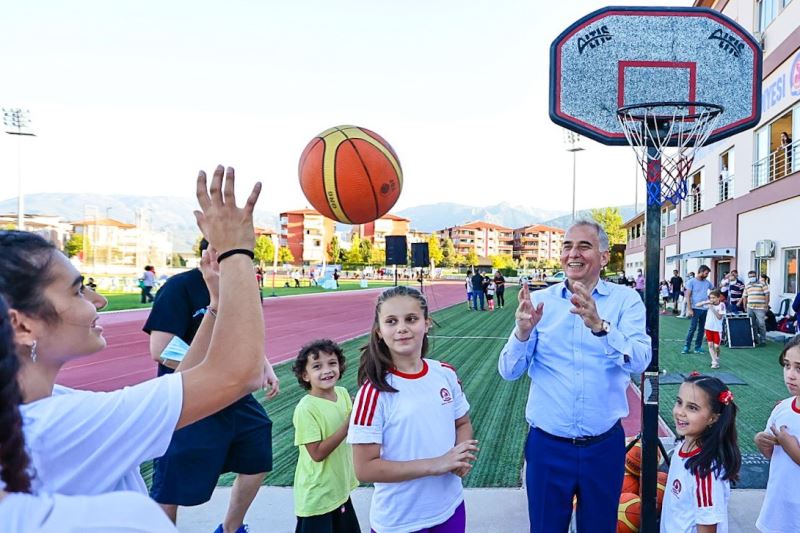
top-left (0, 231), bottom-right (60, 325)
top-left (292, 339), bottom-right (346, 390)
top-left (0, 295), bottom-right (32, 492)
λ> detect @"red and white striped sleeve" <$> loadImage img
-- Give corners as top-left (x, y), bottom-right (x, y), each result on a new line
top-left (347, 381), bottom-right (384, 444)
top-left (694, 470), bottom-right (727, 526)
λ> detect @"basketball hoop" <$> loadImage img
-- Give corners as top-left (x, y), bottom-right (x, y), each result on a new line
top-left (617, 102), bottom-right (723, 206)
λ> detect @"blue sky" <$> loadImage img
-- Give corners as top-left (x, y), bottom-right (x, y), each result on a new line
top-left (1, 0), bottom-right (687, 215)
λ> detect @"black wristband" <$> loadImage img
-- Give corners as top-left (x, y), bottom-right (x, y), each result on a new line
top-left (217, 248), bottom-right (255, 263)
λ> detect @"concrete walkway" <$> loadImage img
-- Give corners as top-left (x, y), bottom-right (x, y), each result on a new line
top-left (177, 486), bottom-right (765, 532)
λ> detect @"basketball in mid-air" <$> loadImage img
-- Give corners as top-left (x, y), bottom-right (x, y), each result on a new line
top-left (298, 125), bottom-right (403, 224)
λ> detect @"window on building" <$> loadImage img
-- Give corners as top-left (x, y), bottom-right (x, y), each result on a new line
top-left (718, 148), bottom-right (734, 202)
top-left (785, 248), bottom-right (798, 294)
top-left (758, 0), bottom-right (778, 31)
top-left (753, 107), bottom-right (797, 187)
top-left (685, 170), bottom-right (703, 215)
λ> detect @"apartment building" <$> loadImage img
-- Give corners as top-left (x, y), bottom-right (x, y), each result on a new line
top-left (513, 224), bottom-right (565, 263)
top-left (356, 213), bottom-right (411, 249)
top-left (279, 209), bottom-right (335, 265)
top-left (436, 221), bottom-right (514, 257)
top-left (623, 0), bottom-right (800, 310)
top-left (71, 216), bottom-right (173, 272)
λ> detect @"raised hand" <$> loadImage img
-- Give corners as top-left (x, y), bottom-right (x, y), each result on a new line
top-left (199, 247), bottom-right (220, 307)
top-left (569, 281), bottom-right (602, 332)
top-left (515, 283), bottom-right (544, 341)
top-left (194, 165), bottom-right (261, 254)
top-left (434, 440), bottom-right (479, 476)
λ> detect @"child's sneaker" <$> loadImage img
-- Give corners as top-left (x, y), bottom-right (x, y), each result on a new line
top-left (711, 362), bottom-right (720, 369)
top-left (214, 525), bottom-right (249, 533)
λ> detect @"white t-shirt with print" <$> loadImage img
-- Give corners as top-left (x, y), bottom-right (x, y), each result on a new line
top-left (348, 359), bottom-right (469, 533)
top-left (660, 446), bottom-right (729, 533)
top-left (704, 303), bottom-right (726, 333)
top-left (0, 491), bottom-right (177, 532)
top-left (756, 397), bottom-right (800, 533)
top-left (20, 373), bottom-right (183, 495)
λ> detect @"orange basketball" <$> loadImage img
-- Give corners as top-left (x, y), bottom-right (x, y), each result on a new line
top-left (656, 471), bottom-right (668, 512)
top-left (617, 493), bottom-right (641, 533)
top-left (625, 441), bottom-right (662, 477)
top-left (622, 473), bottom-right (640, 495)
top-left (298, 125), bottom-right (403, 224)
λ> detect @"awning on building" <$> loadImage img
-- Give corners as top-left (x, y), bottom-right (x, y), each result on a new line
top-left (666, 247), bottom-right (736, 262)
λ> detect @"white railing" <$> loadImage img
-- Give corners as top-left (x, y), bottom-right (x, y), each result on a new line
top-left (684, 191), bottom-right (703, 216)
top-left (752, 139), bottom-right (798, 188)
top-left (718, 173), bottom-right (734, 203)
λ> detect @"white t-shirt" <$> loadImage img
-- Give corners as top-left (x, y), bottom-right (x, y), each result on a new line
top-left (704, 303), bottom-right (726, 333)
top-left (756, 397), bottom-right (800, 533)
top-left (21, 373), bottom-right (183, 495)
top-left (0, 491), bottom-right (177, 532)
top-left (660, 446), bottom-right (729, 533)
top-left (348, 359), bottom-right (470, 533)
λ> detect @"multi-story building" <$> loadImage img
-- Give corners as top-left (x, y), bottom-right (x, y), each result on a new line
top-left (71, 216), bottom-right (173, 272)
top-left (0, 213), bottom-right (72, 250)
top-left (437, 221), bottom-right (514, 257)
top-left (513, 224), bottom-right (566, 264)
top-left (356, 213), bottom-right (411, 249)
top-left (279, 209), bottom-right (335, 265)
top-left (408, 229), bottom-right (431, 243)
top-left (623, 0), bottom-right (800, 310)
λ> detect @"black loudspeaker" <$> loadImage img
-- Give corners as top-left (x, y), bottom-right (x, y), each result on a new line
top-left (385, 236), bottom-right (408, 265)
top-left (411, 242), bottom-right (430, 267)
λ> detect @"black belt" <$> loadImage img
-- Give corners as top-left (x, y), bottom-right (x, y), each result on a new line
top-left (534, 420), bottom-right (621, 447)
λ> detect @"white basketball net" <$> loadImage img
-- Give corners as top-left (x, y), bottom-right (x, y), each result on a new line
top-left (617, 102), bottom-right (723, 206)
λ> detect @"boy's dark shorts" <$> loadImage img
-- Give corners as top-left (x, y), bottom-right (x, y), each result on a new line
top-left (150, 365), bottom-right (272, 506)
top-left (295, 498), bottom-right (360, 533)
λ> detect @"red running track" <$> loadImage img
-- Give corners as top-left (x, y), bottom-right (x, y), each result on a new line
top-left (56, 281), bottom-right (670, 438)
top-left (57, 283), bottom-right (468, 392)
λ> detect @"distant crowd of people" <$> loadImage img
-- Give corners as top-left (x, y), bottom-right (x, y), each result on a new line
top-left (464, 269), bottom-right (506, 311)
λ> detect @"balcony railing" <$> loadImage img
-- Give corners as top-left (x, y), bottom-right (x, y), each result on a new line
top-left (752, 139), bottom-right (798, 188)
top-left (684, 190), bottom-right (703, 216)
top-left (718, 173), bottom-right (734, 203)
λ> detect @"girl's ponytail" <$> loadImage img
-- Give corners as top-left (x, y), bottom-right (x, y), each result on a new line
top-left (683, 374), bottom-right (741, 483)
top-left (357, 286), bottom-right (430, 392)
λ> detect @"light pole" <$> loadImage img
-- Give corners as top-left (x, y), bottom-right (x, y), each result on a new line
top-left (564, 130), bottom-right (585, 222)
top-left (3, 108), bottom-right (35, 230)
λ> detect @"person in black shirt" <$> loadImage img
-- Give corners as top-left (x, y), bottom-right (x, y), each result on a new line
top-left (494, 271), bottom-right (506, 309)
top-left (471, 270), bottom-right (486, 311)
top-left (669, 270), bottom-right (684, 315)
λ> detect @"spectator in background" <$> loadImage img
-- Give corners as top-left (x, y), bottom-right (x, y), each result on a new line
top-left (141, 265), bottom-right (156, 303)
top-left (779, 131), bottom-right (793, 177)
top-left (494, 270), bottom-right (506, 309)
top-left (742, 270), bottom-right (770, 346)
top-left (761, 274), bottom-right (771, 304)
top-left (682, 265), bottom-right (713, 354)
top-left (634, 269), bottom-right (645, 301)
top-left (86, 277), bottom-right (98, 291)
top-left (720, 271), bottom-right (745, 313)
top-left (471, 270), bottom-right (486, 311)
top-left (669, 269), bottom-right (683, 315)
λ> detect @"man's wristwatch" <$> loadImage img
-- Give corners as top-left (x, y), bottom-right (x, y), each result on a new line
top-left (591, 320), bottom-right (611, 337)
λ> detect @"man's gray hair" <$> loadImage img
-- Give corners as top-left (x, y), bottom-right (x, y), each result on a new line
top-left (568, 220), bottom-right (610, 252)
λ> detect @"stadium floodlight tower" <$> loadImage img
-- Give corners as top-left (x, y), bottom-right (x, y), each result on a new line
top-left (549, 7), bottom-right (761, 532)
top-left (3, 108), bottom-right (35, 231)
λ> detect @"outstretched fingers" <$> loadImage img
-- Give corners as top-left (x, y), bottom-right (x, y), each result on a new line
top-left (196, 170), bottom-right (211, 211)
top-left (244, 181), bottom-right (262, 215)
top-left (209, 165), bottom-right (225, 207)
top-left (222, 166), bottom-right (236, 206)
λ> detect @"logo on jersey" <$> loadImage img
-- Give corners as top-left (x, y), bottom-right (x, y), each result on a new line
top-left (671, 479), bottom-right (682, 497)
top-left (440, 387), bottom-right (453, 404)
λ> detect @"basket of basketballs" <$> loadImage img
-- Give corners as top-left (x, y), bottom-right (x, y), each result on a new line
top-left (617, 439), bottom-right (669, 532)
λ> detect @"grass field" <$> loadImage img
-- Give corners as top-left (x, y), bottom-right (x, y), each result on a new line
top-left (100, 280), bottom-right (399, 312)
top-left (139, 289), bottom-right (788, 489)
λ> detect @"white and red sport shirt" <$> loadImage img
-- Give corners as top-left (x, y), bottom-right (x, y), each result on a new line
top-left (660, 446), bottom-right (729, 533)
top-left (348, 359), bottom-right (470, 533)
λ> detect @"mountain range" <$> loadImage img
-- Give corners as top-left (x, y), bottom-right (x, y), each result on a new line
top-left (0, 194), bottom-right (638, 251)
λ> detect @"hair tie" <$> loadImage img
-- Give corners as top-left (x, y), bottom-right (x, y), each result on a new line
top-left (217, 248), bottom-right (255, 263)
top-left (718, 390), bottom-right (734, 405)
top-left (689, 371), bottom-right (701, 377)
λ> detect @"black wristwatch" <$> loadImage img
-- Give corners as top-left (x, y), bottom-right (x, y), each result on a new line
top-left (591, 320), bottom-right (610, 337)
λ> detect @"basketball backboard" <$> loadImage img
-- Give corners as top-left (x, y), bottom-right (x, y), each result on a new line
top-left (549, 6), bottom-right (762, 146)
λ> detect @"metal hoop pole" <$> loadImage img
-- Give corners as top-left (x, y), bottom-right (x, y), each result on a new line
top-left (641, 145), bottom-right (661, 533)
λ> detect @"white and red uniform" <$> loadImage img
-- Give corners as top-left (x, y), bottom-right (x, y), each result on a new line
top-left (660, 446), bottom-right (729, 533)
top-left (348, 359), bottom-right (469, 533)
top-left (756, 397), bottom-right (800, 533)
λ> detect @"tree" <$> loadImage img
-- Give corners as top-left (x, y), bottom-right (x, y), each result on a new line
top-left (192, 235), bottom-right (205, 257)
top-left (253, 235), bottom-right (275, 268)
top-left (278, 246), bottom-right (294, 264)
top-left (441, 238), bottom-right (456, 267)
top-left (370, 247), bottom-right (386, 264)
top-left (346, 234), bottom-right (363, 264)
top-left (465, 249), bottom-right (479, 267)
top-left (327, 234), bottom-right (341, 263)
top-left (64, 234), bottom-right (84, 258)
top-left (427, 235), bottom-right (444, 266)
top-left (359, 238), bottom-right (373, 263)
top-left (590, 207), bottom-right (625, 246)
top-left (453, 254), bottom-right (466, 267)
top-left (490, 254), bottom-right (514, 269)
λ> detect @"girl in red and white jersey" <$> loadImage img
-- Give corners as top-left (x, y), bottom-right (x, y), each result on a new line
top-left (348, 286), bottom-right (478, 533)
top-left (661, 373), bottom-right (740, 533)
top-left (755, 336), bottom-right (800, 533)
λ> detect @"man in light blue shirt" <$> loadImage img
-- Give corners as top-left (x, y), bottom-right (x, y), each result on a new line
top-left (498, 221), bottom-right (651, 533)
top-left (681, 264), bottom-right (713, 354)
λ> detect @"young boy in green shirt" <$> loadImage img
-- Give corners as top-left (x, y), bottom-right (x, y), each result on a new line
top-left (291, 339), bottom-right (360, 533)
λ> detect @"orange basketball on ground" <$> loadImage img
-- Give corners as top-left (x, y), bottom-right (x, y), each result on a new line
top-left (298, 125), bottom-right (403, 224)
top-left (617, 493), bottom-right (641, 533)
top-left (656, 471), bottom-right (668, 512)
top-left (625, 441), bottom-right (662, 476)
top-left (622, 473), bottom-right (640, 495)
